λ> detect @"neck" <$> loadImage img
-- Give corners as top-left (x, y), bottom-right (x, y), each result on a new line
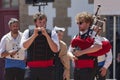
top-left (11, 32), bottom-right (18, 39)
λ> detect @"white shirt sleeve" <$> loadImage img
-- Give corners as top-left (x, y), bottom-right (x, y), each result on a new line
top-left (94, 35), bottom-right (102, 45)
top-left (20, 29), bottom-right (29, 50)
top-left (0, 36), bottom-right (6, 57)
top-left (51, 29), bottom-right (60, 51)
top-left (103, 49), bottom-right (113, 69)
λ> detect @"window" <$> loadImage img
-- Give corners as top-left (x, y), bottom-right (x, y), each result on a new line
top-left (2, 0), bottom-right (18, 8)
top-left (88, 0), bottom-right (94, 4)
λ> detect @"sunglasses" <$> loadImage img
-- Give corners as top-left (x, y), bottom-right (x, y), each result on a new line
top-left (77, 22), bottom-right (84, 25)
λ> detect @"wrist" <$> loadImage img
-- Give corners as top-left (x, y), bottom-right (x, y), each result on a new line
top-left (32, 34), bottom-right (38, 39)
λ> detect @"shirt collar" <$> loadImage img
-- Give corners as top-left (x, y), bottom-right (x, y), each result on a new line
top-left (7, 31), bottom-right (21, 40)
top-left (79, 29), bottom-right (88, 35)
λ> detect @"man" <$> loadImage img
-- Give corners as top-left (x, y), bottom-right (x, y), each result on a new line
top-left (54, 26), bottom-right (70, 80)
top-left (93, 27), bottom-right (112, 80)
top-left (20, 12), bottom-right (59, 80)
top-left (68, 12), bottom-right (111, 80)
top-left (0, 18), bottom-right (26, 80)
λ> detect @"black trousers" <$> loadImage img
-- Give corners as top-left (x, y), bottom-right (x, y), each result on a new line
top-left (0, 58), bottom-right (5, 80)
top-left (95, 66), bottom-right (106, 80)
top-left (74, 67), bottom-right (97, 80)
top-left (54, 56), bottom-right (64, 80)
top-left (5, 67), bottom-right (25, 80)
top-left (27, 66), bottom-right (55, 80)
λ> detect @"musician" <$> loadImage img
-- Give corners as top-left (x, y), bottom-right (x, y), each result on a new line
top-left (93, 26), bottom-right (112, 80)
top-left (0, 18), bottom-right (26, 80)
top-left (68, 12), bottom-right (111, 80)
top-left (20, 12), bottom-right (59, 80)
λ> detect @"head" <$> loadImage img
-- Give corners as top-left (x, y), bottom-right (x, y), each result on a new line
top-left (54, 26), bottom-right (65, 40)
top-left (75, 12), bottom-right (93, 31)
top-left (8, 18), bottom-right (19, 34)
top-left (33, 12), bottom-right (47, 28)
top-left (93, 26), bottom-right (102, 36)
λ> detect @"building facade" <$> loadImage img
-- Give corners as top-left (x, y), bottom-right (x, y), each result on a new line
top-left (0, 0), bottom-right (120, 46)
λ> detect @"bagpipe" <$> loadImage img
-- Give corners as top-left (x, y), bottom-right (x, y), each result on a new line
top-left (71, 5), bottom-right (112, 57)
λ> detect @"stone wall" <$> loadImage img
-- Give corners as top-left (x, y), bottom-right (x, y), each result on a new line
top-left (19, 0), bottom-right (72, 45)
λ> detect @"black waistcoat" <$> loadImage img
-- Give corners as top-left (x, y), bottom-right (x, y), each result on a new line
top-left (27, 29), bottom-right (55, 61)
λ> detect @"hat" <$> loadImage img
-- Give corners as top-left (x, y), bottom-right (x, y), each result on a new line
top-left (54, 26), bottom-right (65, 32)
top-left (8, 18), bottom-right (18, 26)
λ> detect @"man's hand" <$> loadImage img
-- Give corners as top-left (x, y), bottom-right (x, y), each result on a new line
top-left (9, 50), bottom-right (18, 58)
top-left (74, 50), bottom-right (83, 57)
top-left (33, 27), bottom-right (40, 37)
top-left (99, 67), bottom-right (107, 77)
top-left (40, 27), bottom-right (48, 37)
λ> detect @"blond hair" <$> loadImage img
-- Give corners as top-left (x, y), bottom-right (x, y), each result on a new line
top-left (75, 12), bottom-right (93, 26)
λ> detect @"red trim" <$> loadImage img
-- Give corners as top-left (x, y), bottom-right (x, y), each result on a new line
top-left (27, 60), bottom-right (54, 68)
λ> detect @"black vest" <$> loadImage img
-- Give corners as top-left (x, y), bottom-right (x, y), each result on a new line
top-left (27, 29), bottom-right (55, 61)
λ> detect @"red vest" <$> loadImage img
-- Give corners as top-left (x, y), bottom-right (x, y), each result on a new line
top-left (71, 35), bottom-right (112, 57)
top-left (71, 35), bottom-right (112, 68)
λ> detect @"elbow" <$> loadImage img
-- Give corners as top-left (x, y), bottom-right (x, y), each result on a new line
top-left (52, 48), bottom-right (59, 53)
top-left (52, 46), bottom-right (59, 53)
top-left (22, 43), bottom-right (28, 50)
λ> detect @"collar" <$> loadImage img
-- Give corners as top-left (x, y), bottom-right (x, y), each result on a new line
top-left (7, 31), bottom-right (22, 40)
top-left (79, 29), bottom-right (88, 35)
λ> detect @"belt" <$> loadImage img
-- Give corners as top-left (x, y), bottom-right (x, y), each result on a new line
top-left (75, 59), bottom-right (94, 68)
top-left (27, 60), bottom-right (53, 68)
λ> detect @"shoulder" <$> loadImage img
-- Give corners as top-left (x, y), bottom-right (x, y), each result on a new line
top-left (60, 40), bottom-right (66, 45)
top-left (23, 29), bottom-right (29, 34)
top-left (1, 32), bottom-right (10, 41)
top-left (60, 40), bottom-right (67, 48)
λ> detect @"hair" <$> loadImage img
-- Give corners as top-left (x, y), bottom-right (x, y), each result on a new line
top-left (75, 12), bottom-right (93, 26)
top-left (8, 18), bottom-right (19, 26)
top-left (33, 12), bottom-right (47, 22)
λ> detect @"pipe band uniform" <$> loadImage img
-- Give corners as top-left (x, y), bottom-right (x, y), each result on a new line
top-left (68, 10), bottom-right (112, 80)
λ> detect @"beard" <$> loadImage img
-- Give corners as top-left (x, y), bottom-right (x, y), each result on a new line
top-left (12, 29), bottom-right (18, 34)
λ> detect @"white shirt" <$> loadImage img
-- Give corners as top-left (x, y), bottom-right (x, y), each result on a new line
top-left (0, 31), bottom-right (25, 60)
top-left (97, 37), bottom-right (112, 69)
top-left (20, 28), bottom-right (60, 50)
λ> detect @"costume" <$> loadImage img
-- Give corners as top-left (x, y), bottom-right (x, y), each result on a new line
top-left (21, 28), bottom-right (59, 80)
top-left (0, 31), bottom-right (26, 80)
top-left (70, 29), bottom-right (111, 80)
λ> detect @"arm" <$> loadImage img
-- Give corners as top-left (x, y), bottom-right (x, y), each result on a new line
top-left (103, 49), bottom-right (112, 69)
top-left (41, 27), bottom-right (59, 52)
top-left (45, 33), bottom-right (58, 52)
top-left (74, 35), bottom-right (102, 57)
top-left (99, 49), bottom-right (112, 77)
top-left (59, 41), bottom-right (70, 80)
top-left (67, 45), bottom-right (77, 61)
top-left (20, 28), bottom-right (38, 50)
top-left (0, 36), bottom-right (7, 57)
top-left (74, 44), bottom-right (102, 57)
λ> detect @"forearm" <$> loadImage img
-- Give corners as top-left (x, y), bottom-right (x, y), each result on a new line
top-left (45, 34), bottom-right (58, 52)
top-left (23, 34), bottom-right (36, 49)
top-left (1, 51), bottom-right (10, 57)
top-left (80, 44), bottom-right (102, 55)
